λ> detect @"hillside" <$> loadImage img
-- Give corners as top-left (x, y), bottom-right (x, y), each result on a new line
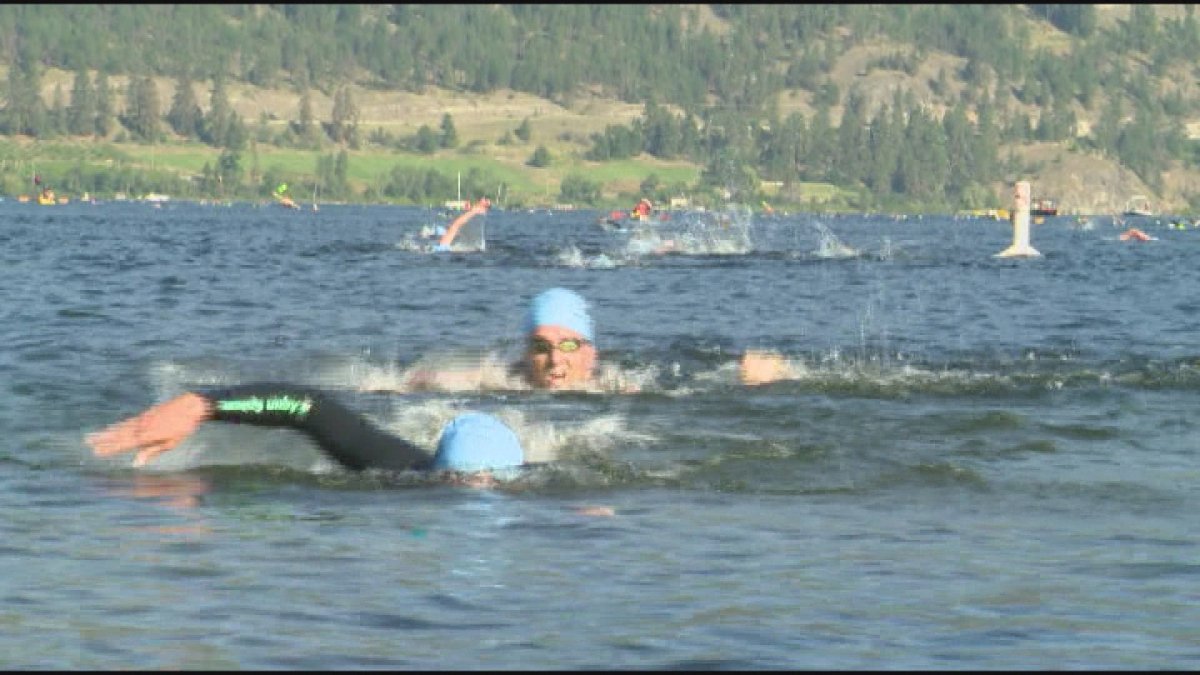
top-left (11, 4), bottom-right (1200, 213)
top-left (25, 65), bottom-right (1176, 215)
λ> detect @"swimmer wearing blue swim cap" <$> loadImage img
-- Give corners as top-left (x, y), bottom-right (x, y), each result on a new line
top-left (521, 287), bottom-right (598, 389)
top-left (525, 287), bottom-right (595, 343)
top-left (89, 382), bottom-right (525, 481)
top-left (432, 412), bottom-right (524, 472)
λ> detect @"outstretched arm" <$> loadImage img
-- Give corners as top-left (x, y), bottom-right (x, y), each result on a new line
top-left (87, 392), bottom-right (212, 467)
top-left (437, 199), bottom-right (490, 249)
top-left (88, 383), bottom-right (433, 472)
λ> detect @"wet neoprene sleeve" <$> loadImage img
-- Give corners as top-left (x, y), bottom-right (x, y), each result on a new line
top-left (201, 383), bottom-right (434, 472)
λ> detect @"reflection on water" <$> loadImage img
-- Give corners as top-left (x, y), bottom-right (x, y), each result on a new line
top-left (95, 472), bottom-right (214, 536)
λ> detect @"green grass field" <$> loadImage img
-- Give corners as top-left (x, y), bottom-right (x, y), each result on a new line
top-left (0, 137), bottom-right (863, 210)
top-left (107, 140), bottom-right (705, 205)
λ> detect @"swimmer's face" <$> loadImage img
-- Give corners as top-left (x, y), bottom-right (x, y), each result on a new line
top-left (526, 325), bottom-right (597, 389)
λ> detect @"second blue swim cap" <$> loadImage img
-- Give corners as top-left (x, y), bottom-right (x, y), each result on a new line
top-left (525, 287), bottom-right (595, 342)
top-left (432, 412), bottom-right (524, 472)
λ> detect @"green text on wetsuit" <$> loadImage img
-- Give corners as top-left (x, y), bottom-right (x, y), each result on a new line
top-left (216, 395), bottom-right (313, 418)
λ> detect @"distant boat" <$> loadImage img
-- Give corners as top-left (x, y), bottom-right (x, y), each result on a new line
top-left (37, 189), bottom-right (56, 206)
top-left (958, 208), bottom-right (1009, 221)
top-left (1123, 195), bottom-right (1153, 217)
top-left (1031, 199), bottom-right (1058, 217)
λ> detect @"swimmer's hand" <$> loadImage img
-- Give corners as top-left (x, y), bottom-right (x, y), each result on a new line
top-left (87, 393), bottom-right (213, 467)
top-left (740, 349), bottom-right (793, 386)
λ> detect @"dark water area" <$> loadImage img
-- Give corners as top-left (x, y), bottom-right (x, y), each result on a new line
top-left (1, 201), bottom-right (1197, 668)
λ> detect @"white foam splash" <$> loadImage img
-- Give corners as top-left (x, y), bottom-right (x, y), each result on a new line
top-left (621, 204), bottom-right (755, 257)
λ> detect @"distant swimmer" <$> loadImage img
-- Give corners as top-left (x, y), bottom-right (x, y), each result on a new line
top-left (632, 198), bottom-right (653, 220)
top-left (1119, 227), bottom-right (1152, 242)
top-left (434, 197), bottom-right (491, 252)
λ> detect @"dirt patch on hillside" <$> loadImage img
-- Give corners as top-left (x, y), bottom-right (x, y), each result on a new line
top-left (821, 42), bottom-right (969, 122)
top-left (1012, 142), bottom-right (1162, 214)
top-left (31, 67), bottom-right (645, 149)
top-left (220, 81), bottom-right (645, 144)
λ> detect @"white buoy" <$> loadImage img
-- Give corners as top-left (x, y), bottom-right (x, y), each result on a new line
top-left (995, 180), bottom-right (1041, 258)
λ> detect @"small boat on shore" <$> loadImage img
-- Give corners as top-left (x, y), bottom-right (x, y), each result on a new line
top-left (1031, 199), bottom-right (1058, 217)
top-left (1123, 195), bottom-right (1153, 217)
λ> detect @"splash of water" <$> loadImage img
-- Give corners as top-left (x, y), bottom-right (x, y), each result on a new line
top-left (621, 204), bottom-right (754, 257)
top-left (810, 221), bottom-right (861, 259)
top-left (554, 245), bottom-right (621, 269)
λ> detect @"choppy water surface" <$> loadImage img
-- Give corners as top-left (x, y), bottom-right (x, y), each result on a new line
top-left (2, 202), bottom-right (1197, 668)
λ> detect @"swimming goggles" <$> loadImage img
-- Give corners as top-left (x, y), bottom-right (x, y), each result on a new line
top-left (528, 337), bottom-right (588, 355)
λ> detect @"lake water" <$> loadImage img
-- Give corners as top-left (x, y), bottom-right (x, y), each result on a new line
top-left (2, 201), bottom-right (1197, 668)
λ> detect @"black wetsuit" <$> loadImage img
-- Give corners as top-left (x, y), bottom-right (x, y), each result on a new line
top-left (203, 383), bottom-right (433, 472)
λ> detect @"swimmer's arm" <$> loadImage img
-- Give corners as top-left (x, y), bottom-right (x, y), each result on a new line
top-left (437, 200), bottom-right (489, 248)
top-left (204, 383), bottom-right (433, 472)
top-left (89, 384), bottom-right (432, 472)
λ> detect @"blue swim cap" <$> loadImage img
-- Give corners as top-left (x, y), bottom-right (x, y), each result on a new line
top-left (525, 287), bottom-right (595, 342)
top-left (432, 412), bottom-right (524, 472)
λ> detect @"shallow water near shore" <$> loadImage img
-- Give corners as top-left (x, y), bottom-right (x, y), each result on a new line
top-left (2, 201), bottom-right (1197, 668)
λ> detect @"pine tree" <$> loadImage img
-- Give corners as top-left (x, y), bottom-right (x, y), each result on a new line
top-left (973, 91), bottom-right (1000, 182)
top-left (867, 105), bottom-right (899, 197)
top-left (527, 145), bottom-right (552, 167)
top-left (203, 76), bottom-right (231, 147)
top-left (296, 88), bottom-right (315, 143)
top-left (167, 75), bottom-right (202, 138)
top-left (439, 113), bottom-right (458, 149)
top-left (49, 84), bottom-right (67, 137)
top-left (95, 71), bottom-right (114, 137)
top-left (123, 76), bottom-right (161, 141)
top-left (225, 112), bottom-right (248, 151)
top-left (942, 101), bottom-right (974, 196)
top-left (514, 117), bottom-right (532, 142)
top-left (329, 85), bottom-right (358, 144)
top-left (834, 91), bottom-right (869, 185)
top-left (414, 125), bottom-right (439, 154)
top-left (68, 69), bottom-right (95, 136)
top-left (1095, 95), bottom-right (1123, 158)
top-left (4, 62), bottom-right (47, 137)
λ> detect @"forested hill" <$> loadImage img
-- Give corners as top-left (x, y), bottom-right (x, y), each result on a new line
top-left (3, 4), bottom-right (1200, 212)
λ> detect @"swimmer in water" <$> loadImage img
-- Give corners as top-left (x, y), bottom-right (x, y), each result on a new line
top-left (432, 198), bottom-right (490, 252)
top-left (399, 287), bottom-right (616, 392)
top-left (89, 286), bottom-right (788, 476)
top-left (87, 383), bottom-right (526, 489)
top-left (397, 286), bottom-right (790, 392)
top-left (1119, 227), bottom-right (1152, 242)
top-left (87, 288), bottom-right (602, 475)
